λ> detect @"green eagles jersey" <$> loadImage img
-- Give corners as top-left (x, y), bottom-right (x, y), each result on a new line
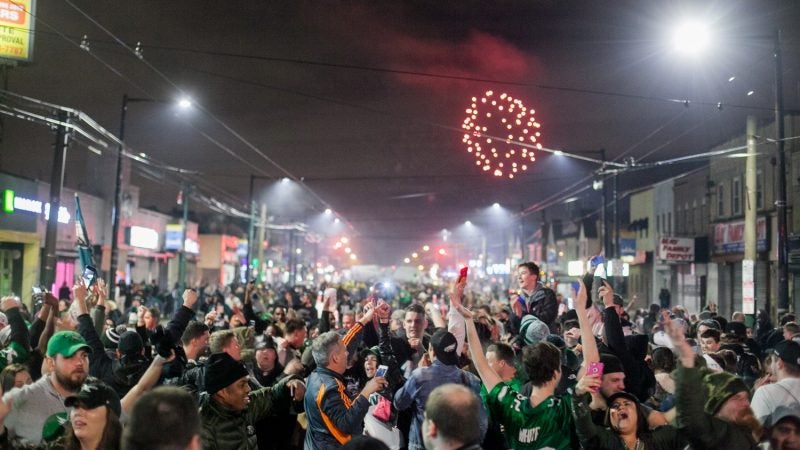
top-left (486, 382), bottom-right (576, 450)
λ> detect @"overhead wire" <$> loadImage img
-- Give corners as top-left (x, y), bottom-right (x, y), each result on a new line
top-left (17, 3), bottom-right (799, 234)
top-left (62, 0), bottom-right (337, 215)
top-left (7, 1), bottom-right (280, 219)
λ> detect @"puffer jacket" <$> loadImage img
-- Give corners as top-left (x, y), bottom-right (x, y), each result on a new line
top-left (199, 375), bottom-right (292, 450)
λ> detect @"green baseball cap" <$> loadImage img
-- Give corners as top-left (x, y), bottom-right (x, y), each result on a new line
top-left (47, 331), bottom-right (92, 358)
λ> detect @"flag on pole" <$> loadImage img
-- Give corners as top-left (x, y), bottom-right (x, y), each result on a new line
top-left (74, 194), bottom-right (94, 271)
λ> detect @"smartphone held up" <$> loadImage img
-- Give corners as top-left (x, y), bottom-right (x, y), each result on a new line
top-left (82, 265), bottom-right (98, 287)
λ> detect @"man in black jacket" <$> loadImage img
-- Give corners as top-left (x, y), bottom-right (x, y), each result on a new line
top-left (74, 283), bottom-right (149, 397)
top-left (597, 281), bottom-right (654, 403)
top-left (513, 262), bottom-right (558, 333)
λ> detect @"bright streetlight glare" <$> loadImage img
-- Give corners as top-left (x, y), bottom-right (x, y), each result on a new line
top-left (324, 208), bottom-right (332, 214)
top-left (671, 20), bottom-right (711, 54)
top-left (492, 202), bottom-right (500, 208)
top-left (422, 245), bottom-right (430, 252)
top-left (465, 220), bottom-right (472, 226)
top-left (553, 150), bottom-right (563, 156)
top-left (178, 98), bottom-right (192, 109)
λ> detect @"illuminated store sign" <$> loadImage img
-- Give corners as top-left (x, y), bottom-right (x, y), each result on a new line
top-left (2, 189), bottom-right (71, 224)
top-left (129, 226), bottom-right (159, 250)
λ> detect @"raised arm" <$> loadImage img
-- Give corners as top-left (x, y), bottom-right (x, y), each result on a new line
top-left (453, 280), bottom-right (503, 392)
top-left (426, 302), bottom-right (446, 329)
top-left (447, 285), bottom-right (466, 357)
top-left (121, 353), bottom-right (172, 415)
top-left (575, 277), bottom-right (599, 375)
top-left (92, 280), bottom-right (108, 337)
top-left (1, 296), bottom-right (30, 353)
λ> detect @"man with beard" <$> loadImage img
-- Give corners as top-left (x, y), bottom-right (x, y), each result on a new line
top-left (666, 314), bottom-right (762, 449)
top-left (751, 340), bottom-right (800, 428)
top-left (0, 330), bottom-right (91, 445)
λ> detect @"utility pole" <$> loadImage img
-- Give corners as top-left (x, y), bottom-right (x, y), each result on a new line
top-left (255, 204), bottom-right (267, 282)
top-left (773, 29), bottom-right (789, 314)
top-left (288, 229), bottom-right (296, 285)
top-left (178, 182), bottom-right (191, 292)
top-left (743, 116), bottom-right (758, 315)
top-left (42, 111), bottom-right (70, 288)
top-left (246, 175), bottom-right (256, 282)
top-left (109, 94), bottom-right (128, 288)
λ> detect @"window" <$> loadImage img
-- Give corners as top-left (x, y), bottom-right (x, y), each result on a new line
top-left (756, 169), bottom-right (764, 209)
top-left (657, 214), bottom-right (662, 234)
top-left (667, 212), bottom-right (671, 235)
top-left (717, 182), bottom-right (725, 217)
top-left (687, 201), bottom-right (694, 234)
top-left (732, 177), bottom-right (742, 215)
top-left (676, 206), bottom-right (682, 234)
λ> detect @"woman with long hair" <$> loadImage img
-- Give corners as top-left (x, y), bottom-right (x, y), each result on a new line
top-left (573, 389), bottom-right (685, 450)
top-left (0, 378), bottom-right (122, 450)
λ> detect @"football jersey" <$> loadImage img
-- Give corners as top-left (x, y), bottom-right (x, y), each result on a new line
top-left (485, 382), bottom-right (576, 450)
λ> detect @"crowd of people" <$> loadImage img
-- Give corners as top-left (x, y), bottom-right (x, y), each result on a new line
top-left (0, 260), bottom-right (798, 450)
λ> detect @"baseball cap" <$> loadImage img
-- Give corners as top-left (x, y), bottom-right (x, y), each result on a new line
top-left (47, 331), bottom-right (92, 358)
top-left (725, 322), bottom-right (747, 340)
top-left (772, 340), bottom-right (800, 366)
top-left (559, 309), bottom-right (579, 327)
top-left (430, 329), bottom-right (459, 365)
top-left (65, 378), bottom-right (122, 417)
top-left (769, 405), bottom-right (800, 428)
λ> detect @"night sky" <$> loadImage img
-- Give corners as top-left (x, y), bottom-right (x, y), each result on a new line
top-left (1, 0), bottom-right (798, 265)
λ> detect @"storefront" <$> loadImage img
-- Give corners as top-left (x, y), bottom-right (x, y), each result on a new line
top-left (657, 236), bottom-right (710, 314)
top-left (712, 216), bottom-right (770, 318)
top-left (165, 222), bottom-right (200, 288)
top-left (198, 234), bottom-right (242, 286)
top-left (122, 208), bottom-right (169, 287)
top-left (44, 185), bottom-right (107, 294)
top-left (0, 174), bottom-right (42, 302)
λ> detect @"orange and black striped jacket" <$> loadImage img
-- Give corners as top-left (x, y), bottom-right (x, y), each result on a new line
top-left (303, 323), bottom-right (371, 450)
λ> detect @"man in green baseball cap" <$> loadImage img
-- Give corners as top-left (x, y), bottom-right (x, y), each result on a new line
top-left (0, 328), bottom-right (92, 445)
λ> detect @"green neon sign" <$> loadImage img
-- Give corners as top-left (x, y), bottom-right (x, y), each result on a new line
top-left (2, 189), bottom-right (13, 213)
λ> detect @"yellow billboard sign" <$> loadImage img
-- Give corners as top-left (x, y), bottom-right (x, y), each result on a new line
top-left (0, 0), bottom-right (35, 62)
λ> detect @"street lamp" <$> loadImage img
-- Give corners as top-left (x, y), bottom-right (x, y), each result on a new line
top-left (109, 94), bottom-right (191, 288)
top-left (670, 23), bottom-right (789, 313)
